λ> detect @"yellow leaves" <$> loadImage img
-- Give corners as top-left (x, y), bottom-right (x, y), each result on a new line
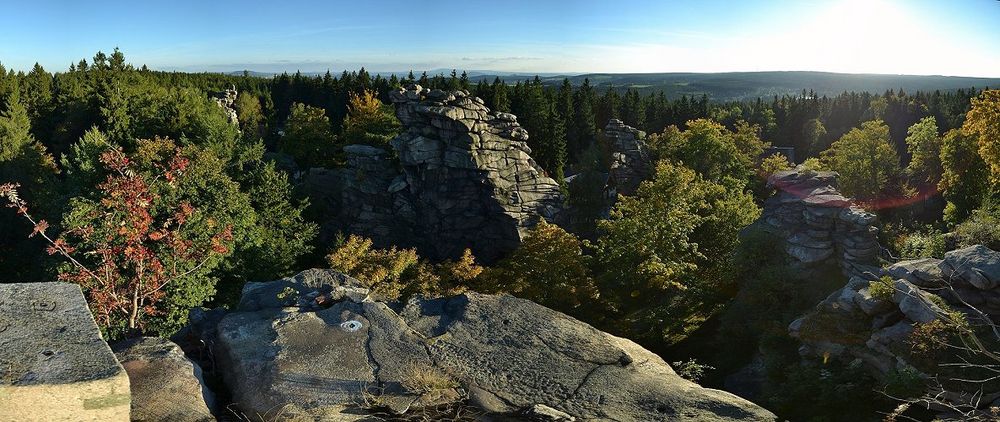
top-left (759, 153), bottom-right (793, 179)
top-left (478, 220), bottom-right (597, 312)
top-left (437, 248), bottom-right (483, 284)
top-left (347, 90), bottom-right (384, 119)
top-left (820, 119), bottom-right (901, 203)
top-left (962, 90), bottom-right (1000, 183)
top-left (326, 234), bottom-right (480, 300)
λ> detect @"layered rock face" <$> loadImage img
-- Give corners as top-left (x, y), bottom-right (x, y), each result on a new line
top-left (790, 245), bottom-right (1000, 408)
top-left (211, 86), bottom-right (239, 126)
top-left (605, 118), bottom-right (652, 196)
top-left (0, 283), bottom-right (130, 421)
top-left (307, 85), bottom-right (564, 262)
top-left (198, 269), bottom-right (775, 421)
top-left (758, 169), bottom-right (881, 278)
top-left (113, 337), bottom-right (215, 422)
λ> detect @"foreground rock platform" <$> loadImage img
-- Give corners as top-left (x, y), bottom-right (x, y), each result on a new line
top-left (200, 269), bottom-right (775, 421)
top-left (0, 282), bottom-right (130, 421)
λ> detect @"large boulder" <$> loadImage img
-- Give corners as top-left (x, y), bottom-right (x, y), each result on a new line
top-left (605, 118), bottom-right (651, 196)
top-left (940, 245), bottom-right (1000, 290)
top-left (756, 167), bottom-right (880, 279)
top-left (0, 283), bottom-right (130, 421)
top-left (303, 85), bottom-right (565, 263)
top-left (113, 337), bottom-right (215, 421)
top-left (206, 270), bottom-right (775, 421)
top-left (790, 245), bottom-right (1000, 416)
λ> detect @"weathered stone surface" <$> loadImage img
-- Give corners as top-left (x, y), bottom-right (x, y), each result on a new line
top-left (523, 403), bottom-right (577, 421)
top-left (605, 118), bottom-right (651, 196)
top-left (790, 245), bottom-right (1000, 416)
top-left (755, 167), bottom-right (880, 279)
top-left (0, 282), bottom-right (130, 421)
top-left (940, 245), bottom-right (1000, 290)
top-left (113, 337), bottom-right (214, 421)
top-left (204, 270), bottom-right (775, 421)
top-left (887, 258), bottom-right (945, 287)
top-left (237, 268), bottom-right (371, 311)
top-left (304, 84), bottom-right (564, 263)
top-left (211, 86), bottom-right (239, 126)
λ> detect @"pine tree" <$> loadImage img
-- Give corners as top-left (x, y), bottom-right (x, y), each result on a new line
top-left (541, 94), bottom-right (567, 182)
top-left (621, 88), bottom-right (645, 129)
top-left (569, 79), bottom-right (597, 158)
top-left (491, 78), bottom-right (510, 112)
top-left (597, 87), bottom-right (620, 128)
top-left (0, 92), bottom-right (59, 282)
top-left (459, 71), bottom-right (470, 90)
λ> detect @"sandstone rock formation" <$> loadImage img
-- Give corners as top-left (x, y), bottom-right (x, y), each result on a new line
top-left (196, 269), bottom-right (775, 421)
top-left (0, 283), bottom-right (130, 421)
top-left (304, 85), bottom-right (564, 262)
top-left (757, 168), bottom-right (881, 278)
top-left (604, 118), bottom-right (652, 196)
top-left (113, 337), bottom-right (215, 422)
top-left (789, 245), bottom-right (1000, 410)
top-left (211, 86), bottom-right (239, 126)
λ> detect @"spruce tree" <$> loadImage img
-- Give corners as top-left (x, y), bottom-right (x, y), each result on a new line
top-left (492, 78), bottom-right (510, 112)
top-left (570, 79), bottom-right (597, 158)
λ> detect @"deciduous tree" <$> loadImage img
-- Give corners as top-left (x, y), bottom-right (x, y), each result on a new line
top-left (820, 120), bottom-right (902, 204)
top-left (279, 102), bottom-right (337, 168)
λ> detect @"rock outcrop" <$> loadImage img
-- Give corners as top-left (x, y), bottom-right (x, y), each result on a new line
top-left (0, 283), bottom-right (130, 421)
top-left (113, 337), bottom-right (215, 422)
top-left (604, 118), bottom-right (652, 196)
top-left (305, 85), bottom-right (564, 262)
top-left (211, 86), bottom-right (239, 126)
top-left (198, 269), bottom-right (775, 421)
top-left (790, 245), bottom-right (1000, 410)
top-left (757, 168), bottom-right (881, 278)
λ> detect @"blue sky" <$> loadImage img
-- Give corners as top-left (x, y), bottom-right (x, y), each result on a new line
top-left (1, 0), bottom-right (999, 76)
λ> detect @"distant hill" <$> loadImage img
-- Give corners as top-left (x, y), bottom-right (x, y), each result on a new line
top-left (469, 71), bottom-right (1000, 102)
top-left (223, 69), bottom-right (999, 102)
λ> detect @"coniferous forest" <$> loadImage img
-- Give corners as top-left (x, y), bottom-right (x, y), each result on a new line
top-left (2, 48), bottom-right (1000, 421)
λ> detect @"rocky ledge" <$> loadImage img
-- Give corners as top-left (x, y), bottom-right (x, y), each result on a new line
top-left (305, 85), bottom-right (564, 263)
top-left (790, 245), bottom-right (1000, 412)
top-left (604, 118), bottom-right (652, 196)
top-left (182, 269), bottom-right (775, 421)
top-left (0, 283), bottom-right (130, 421)
top-left (757, 168), bottom-right (881, 279)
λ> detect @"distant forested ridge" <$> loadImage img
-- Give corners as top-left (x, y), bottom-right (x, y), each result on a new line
top-left (4, 50), bottom-right (1000, 421)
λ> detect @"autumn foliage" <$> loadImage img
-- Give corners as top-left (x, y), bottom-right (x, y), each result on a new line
top-left (1, 143), bottom-right (232, 338)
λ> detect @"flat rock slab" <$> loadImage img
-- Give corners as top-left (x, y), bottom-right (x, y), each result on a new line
top-left (212, 270), bottom-right (776, 421)
top-left (113, 337), bottom-right (214, 421)
top-left (0, 282), bottom-right (130, 421)
top-left (942, 245), bottom-right (1000, 290)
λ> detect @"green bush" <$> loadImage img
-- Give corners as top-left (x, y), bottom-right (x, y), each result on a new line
top-left (895, 227), bottom-right (947, 259)
top-left (671, 358), bottom-right (715, 383)
top-left (868, 276), bottom-right (895, 302)
top-left (954, 199), bottom-right (1000, 250)
top-left (883, 367), bottom-right (926, 399)
top-left (765, 360), bottom-right (889, 422)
